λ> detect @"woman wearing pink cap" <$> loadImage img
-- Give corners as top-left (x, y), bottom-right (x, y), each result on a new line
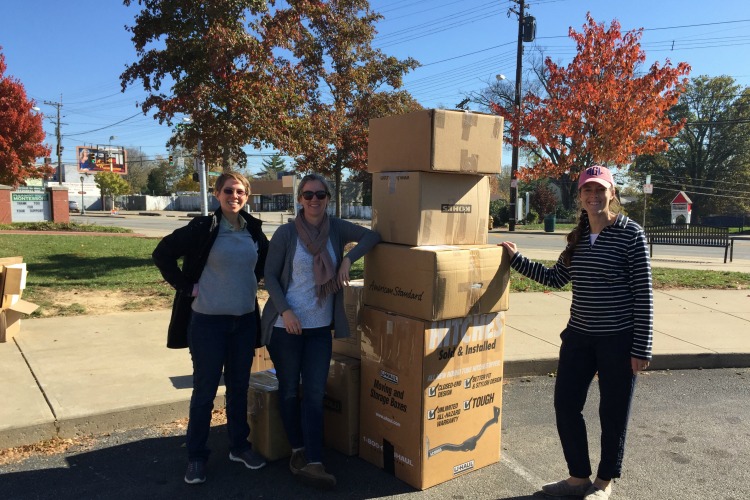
top-left (501, 165), bottom-right (653, 500)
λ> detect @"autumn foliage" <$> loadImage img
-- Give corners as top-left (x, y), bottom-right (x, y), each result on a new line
top-left (0, 49), bottom-right (52, 187)
top-left (492, 14), bottom-right (690, 185)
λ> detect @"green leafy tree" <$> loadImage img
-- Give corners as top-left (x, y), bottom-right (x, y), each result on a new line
top-left (255, 153), bottom-right (287, 180)
top-left (256, 0), bottom-right (422, 215)
top-left (632, 76), bottom-right (750, 219)
top-left (0, 49), bottom-right (53, 186)
top-left (146, 160), bottom-right (178, 195)
top-left (173, 174), bottom-right (200, 192)
top-left (95, 171), bottom-right (131, 210)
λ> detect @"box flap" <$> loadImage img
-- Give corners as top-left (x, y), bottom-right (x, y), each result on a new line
top-left (8, 299), bottom-right (39, 315)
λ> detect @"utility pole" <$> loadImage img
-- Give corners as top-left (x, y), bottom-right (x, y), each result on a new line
top-left (508, 0), bottom-right (524, 232)
top-left (44, 97), bottom-right (63, 185)
top-left (507, 1), bottom-right (535, 231)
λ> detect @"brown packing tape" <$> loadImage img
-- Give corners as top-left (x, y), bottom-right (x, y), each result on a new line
top-left (459, 149), bottom-right (479, 173)
top-left (461, 111), bottom-right (478, 140)
top-left (492, 116), bottom-right (503, 139)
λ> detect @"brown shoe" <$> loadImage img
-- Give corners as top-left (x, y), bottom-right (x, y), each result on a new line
top-left (298, 462), bottom-right (336, 489)
top-left (289, 449), bottom-right (308, 475)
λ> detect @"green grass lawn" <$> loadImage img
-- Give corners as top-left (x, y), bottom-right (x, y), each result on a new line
top-left (1, 231), bottom-right (748, 318)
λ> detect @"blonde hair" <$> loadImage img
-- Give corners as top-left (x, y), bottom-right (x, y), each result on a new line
top-left (214, 171), bottom-right (250, 194)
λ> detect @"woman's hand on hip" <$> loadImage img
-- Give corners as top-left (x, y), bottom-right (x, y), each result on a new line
top-left (281, 309), bottom-right (302, 335)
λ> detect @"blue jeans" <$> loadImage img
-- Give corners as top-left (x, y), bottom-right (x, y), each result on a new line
top-left (554, 329), bottom-right (637, 481)
top-left (268, 326), bottom-right (332, 463)
top-left (186, 311), bottom-right (257, 462)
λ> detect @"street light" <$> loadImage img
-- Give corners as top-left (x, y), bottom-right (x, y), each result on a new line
top-left (108, 136), bottom-right (116, 171)
top-left (182, 116), bottom-right (208, 216)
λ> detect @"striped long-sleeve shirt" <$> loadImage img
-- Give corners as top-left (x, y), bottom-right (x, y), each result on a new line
top-left (510, 213), bottom-right (653, 360)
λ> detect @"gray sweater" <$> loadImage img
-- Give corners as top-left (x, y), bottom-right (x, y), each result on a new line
top-left (260, 217), bottom-right (381, 346)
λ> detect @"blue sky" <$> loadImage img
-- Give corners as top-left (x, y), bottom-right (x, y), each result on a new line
top-left (2, 0), bottom-right (749, 175)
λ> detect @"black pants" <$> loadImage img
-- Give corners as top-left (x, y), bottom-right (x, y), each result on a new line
top-left (554, 329), bottom-right (637, 481)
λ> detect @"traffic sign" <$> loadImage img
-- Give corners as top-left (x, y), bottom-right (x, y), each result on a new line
top-left (643, 184), bottom-right (653, 194)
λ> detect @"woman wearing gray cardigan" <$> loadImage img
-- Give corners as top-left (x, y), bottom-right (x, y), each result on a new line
top-left (261, 173), bottom-right (380, 489)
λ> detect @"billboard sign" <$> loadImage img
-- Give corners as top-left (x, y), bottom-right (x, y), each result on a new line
top-left (77, 146), bottom-right (127, 174)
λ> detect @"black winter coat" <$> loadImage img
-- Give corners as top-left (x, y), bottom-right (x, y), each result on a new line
top-left (152, 208), bottom-right (269, 349)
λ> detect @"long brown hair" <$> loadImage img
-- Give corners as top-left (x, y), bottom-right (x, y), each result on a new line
top-left (561, 186), bottom-right (622, 266)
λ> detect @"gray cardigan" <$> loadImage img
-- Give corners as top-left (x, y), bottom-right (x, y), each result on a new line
top-left (260, 217), bottom-right (381, 346)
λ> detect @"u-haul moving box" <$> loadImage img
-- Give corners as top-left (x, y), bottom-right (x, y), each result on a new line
top-left (372, 172), bottom-right (489, 247)
top-left (324, 353), bottom-right (361, 456)
top-left (364, 244), bottom-right (510, 322)
top-left (359, 307), bottom-right (505, 490)
top-left (368, 109), bottom-right (503, 175)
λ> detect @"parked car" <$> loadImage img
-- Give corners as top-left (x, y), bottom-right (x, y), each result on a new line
top-left (68, 200), bottom-right (80, 213)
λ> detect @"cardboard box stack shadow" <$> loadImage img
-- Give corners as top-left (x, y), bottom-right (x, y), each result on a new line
top-left (356, 109), bottom-right (511, 490)
top-left (0, 257), bottom-right (40, 343)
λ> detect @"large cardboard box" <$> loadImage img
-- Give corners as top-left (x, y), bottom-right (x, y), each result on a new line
top-left (368, 109), bottom-right (503, 175)
top-left (0, 259), bottom-right (39, 343)
top-left (333, 280), bottom-right (364, 359)
top-left (359, 307), bottom-right (505, 490)
top-left (247, 371), bottom-right (291, 461)
top-left (372, 172), bottom-right (489, 246)
top-left (323, 354), bottom-right (361, 456)
top-left (364, 244), bottom-right (510, 322)
top-left (251, 346), bottom-right (274, 373)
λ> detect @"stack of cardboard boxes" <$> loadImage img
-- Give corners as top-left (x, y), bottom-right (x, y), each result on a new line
top-left (0, 257), bottom-right (39, 343)
top-left (356, 109), bottom-right (511, 489)
top-left (249, 110), bottom-right (511, 489)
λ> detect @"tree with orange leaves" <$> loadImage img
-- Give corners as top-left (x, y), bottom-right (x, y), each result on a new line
top-left (0, 49), bottom-right (52, 187)
top-left (491, 14), bottom-right (690, 208)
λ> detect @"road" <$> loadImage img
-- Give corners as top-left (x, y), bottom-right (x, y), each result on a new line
top-left (74, 211), bottom-right (750, 263)
top-left (2, 368), bottom-right (748, 499)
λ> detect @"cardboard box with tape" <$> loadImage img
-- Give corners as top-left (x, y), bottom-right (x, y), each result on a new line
top-left (332, 280), bottom-right (365, 359)
top-left (1, 257), bottom-right (40, 343)
top-left (372, 172), bottom-right (489, 247)
top-left (323, 353), bottom-right (361, 456)
top-left (247, 371), bottom-right (291, 461)
top-left (359, 307), bottom-right (505, 490)
top-left (368, 109), bottom-right (503, 175)
top-left (364, 244), bottom-right (510, 322)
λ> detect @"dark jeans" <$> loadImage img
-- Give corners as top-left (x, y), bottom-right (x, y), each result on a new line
top-left (186, 311), bottom-right (256, 462)
top-left (268, 326), bottom-right (332, 463)
top-left (554, 329), bottom-right (637, 481)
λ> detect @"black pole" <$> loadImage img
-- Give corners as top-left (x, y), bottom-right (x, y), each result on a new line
top-left (509, 0), bottom-right (524, 232)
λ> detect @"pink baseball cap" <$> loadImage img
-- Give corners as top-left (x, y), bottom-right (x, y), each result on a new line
top-left (578, 165), bottom-right (614, 189)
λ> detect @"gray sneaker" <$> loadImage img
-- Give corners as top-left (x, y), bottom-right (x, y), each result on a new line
top-left (229, 449), bottom-right (266, 470)
top-left (184, 461), bottom-right (206, 484)
top-left (541, 479), bottom-right (592, 497)
top-left (290, 449), bottom-right (308, 475)
top-left (298, 462), bottom-right (336, 489)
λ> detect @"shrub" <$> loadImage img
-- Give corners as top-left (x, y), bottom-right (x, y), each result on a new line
top-left (530, 183), bottom-right (559, 217)
top-left (489, 199), bottom-right (509, 226)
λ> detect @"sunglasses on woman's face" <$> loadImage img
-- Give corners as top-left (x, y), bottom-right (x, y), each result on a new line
top-left (301, 190), bottom-right (328, 200)
top-left (222, 188), bottom-right (246, 196)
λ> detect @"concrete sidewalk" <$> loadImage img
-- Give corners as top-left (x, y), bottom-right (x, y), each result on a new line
top-left (1, 288), bottom-right (748, 449)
